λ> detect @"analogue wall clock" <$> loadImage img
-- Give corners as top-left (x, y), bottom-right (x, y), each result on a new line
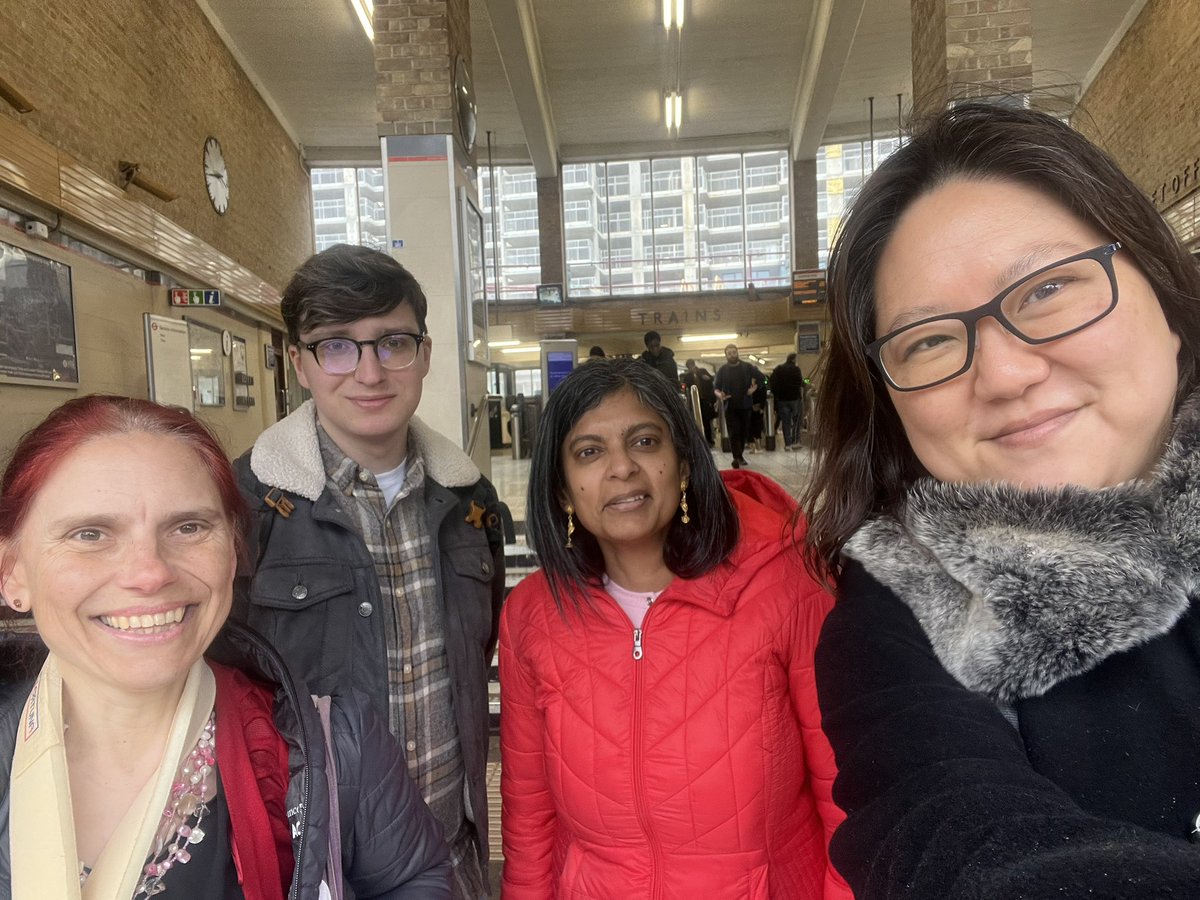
top-left (203, 137), bottom-right (229, 215)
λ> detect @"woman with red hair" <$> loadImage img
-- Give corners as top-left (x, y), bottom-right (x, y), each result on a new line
top-left (0, 395), bottom-right (450, 899)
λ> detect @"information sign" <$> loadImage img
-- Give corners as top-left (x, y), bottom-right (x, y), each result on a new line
top-left (170, 288), bottom-right (222, 307)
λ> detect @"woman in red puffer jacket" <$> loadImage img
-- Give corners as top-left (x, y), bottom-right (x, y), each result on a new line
top-left (500, 358), bottom-right (850, 900)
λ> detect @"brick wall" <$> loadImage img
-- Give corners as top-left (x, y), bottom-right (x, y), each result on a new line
top-left (792, 158), bottom-right (819, 269)
top-left (375, 0), bottom-right (472, 147)
top-left (0, 0), bottom-right (312, 289)
top-left (537, 176), bottom-right (563, 284)
top-left (1075, 1), bottom-right (1200, 208)
top-left (911, 0), bottom-right (948, 116)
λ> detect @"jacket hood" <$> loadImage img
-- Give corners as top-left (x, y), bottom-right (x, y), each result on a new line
top-left (667, 469), bottom-right (801, 617)
top-left (249, 399), bottom-right (482, 501)
top-left (846, 392), bottom-right (1200, 703)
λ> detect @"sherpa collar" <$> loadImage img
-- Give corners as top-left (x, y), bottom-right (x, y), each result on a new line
top-left (846, 393), bottom-right (1200, 703)
top-left (249, 399), bottom-right (482, 501)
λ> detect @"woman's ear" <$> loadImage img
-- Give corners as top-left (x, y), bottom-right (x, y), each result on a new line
top-left (0, 554), bottom-right (29, 612)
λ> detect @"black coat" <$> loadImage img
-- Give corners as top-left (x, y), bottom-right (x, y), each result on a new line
top-left (768, 361), bottom-right (804, 403)
top-left (0, 621), bottom-right (451, 899)
top-left (817, 397), bottom-right (1200, 898)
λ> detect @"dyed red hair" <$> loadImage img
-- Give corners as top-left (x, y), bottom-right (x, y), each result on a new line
top-left (0, 395), bottom-right (249, 577)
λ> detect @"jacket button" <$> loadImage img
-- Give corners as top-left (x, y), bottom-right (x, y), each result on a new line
top-left (358, 601), bottom-right (374, 617)
top-left (481, 561), bottom-right (490, 576)
top-left (291, 584), bottom-right (308, 600)
top-left (406, 740), bottom-right (416, 752)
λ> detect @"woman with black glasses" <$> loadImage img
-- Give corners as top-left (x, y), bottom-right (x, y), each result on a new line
top-left (801, 102), bottom-right (1200, 899)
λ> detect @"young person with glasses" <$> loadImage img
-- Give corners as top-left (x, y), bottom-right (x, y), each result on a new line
top-left (801, 103), bottom-right (1200, 899)
top-left (233, 244), bottom-right (507, 899)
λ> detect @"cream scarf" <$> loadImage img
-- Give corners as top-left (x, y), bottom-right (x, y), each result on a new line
top-left (9, 655), bottom-right (216, 900)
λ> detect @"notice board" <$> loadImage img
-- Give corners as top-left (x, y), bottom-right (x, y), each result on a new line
top-left (143, 314), bottom-right (194, 410)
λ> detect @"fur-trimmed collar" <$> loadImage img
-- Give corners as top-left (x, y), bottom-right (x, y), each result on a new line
top-left (249, 399), bottom-right (482, 501)
top-left (846, 394), bottom-right (1200, 703)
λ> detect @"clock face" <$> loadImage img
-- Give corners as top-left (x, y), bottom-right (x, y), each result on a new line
top-left (203, 137), bottom-right (229, 215)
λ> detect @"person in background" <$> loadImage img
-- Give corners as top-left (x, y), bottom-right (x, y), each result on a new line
top-left (804, 102), bottom-right (1200, 899)
top-left (234, 244), bottom-right (507, 899)
top-left (771, 352), bottom-right (805, 450)
top-left (588, 345), bottom-right (606, 359)
top-left (500, 358), bottom-right (849, 899)
top-left (639, 330), bottom-right (680, 388)
top-left (681, 357), bottom-right (718, 446)
top-left (0, 395), bottom-right (450, 898)
top-left (715, 343), bottom-right (764, 469)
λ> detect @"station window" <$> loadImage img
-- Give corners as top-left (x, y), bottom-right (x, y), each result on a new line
top-left (481, 164), bottom-right (541, 301)
top-left (816, 138), bottom-right (901, 267)
top-left (308, 167), bottom-right (387, 251)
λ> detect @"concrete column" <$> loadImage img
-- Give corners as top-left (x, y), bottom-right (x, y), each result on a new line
top-left (912, 0), bottom-right (1032, 118)
top-left (537, 176), bottom-right (563, 285)
top-left (791, 158), bottom-right (819, 270)
top-left (372, 0), bottom-right (492, 472)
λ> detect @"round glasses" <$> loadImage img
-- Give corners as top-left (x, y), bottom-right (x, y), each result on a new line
top-left (867, 242), bottom-right (1122, 391)
top-left (302, 331), bottom-right (426, 375)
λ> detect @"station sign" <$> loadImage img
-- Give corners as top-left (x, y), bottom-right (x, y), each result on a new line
top-left (170, 288), bottom-right (222, 307)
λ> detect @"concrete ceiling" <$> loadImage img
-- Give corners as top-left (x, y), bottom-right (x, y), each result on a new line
top-left (198, 0), bottom-right (1146, 171)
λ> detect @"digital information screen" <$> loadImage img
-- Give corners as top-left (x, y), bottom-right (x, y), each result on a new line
top-left (546, 350), bottom-right (575, 393)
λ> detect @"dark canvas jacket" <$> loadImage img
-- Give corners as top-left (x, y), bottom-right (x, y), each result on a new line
top-left (0, 621), bottom-right (451, 899)
top-left (816, 394), bottom-right (1200, 899)
top-left (639, 345), bottom-right (680, 388)
top-left (232, 401), bottom-right (507, 868)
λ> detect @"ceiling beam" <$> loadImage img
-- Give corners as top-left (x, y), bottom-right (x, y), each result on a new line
top-left (790, 0), bottom-right (868, 161)
top-left (482, 0), bottom-right (559, 176)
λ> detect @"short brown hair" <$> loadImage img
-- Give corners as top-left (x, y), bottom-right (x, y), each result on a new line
top-left (280, 244), bottom-right (428, 345)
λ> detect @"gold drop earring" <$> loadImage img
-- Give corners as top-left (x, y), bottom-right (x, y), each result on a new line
top-left (565, 505), bottom-right (576, 548)
top-left (679, 479), bottom-right (690, 524)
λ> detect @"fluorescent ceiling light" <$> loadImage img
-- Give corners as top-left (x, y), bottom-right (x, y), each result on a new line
top-left (662, 0), bottom-right (684, 29)
top-left (350, 0), bottom-right (373, 41)
top-left (501, 344), bottom-right (541, 354)
top-left (190, 348), bottom-right (213, 354)
top-left (488, 339), bottom-right (521, 348)
top-left (664, 91), bottom-right (682, 132)
top-left (680, 332), bottom-right (738, 343)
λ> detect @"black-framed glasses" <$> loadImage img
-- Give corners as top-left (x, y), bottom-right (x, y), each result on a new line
top-left (302, 331), bottom-right (426, 375)
top-left (867, 242), bottom-right (1122, 391)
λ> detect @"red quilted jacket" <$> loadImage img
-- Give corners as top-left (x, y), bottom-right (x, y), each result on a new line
top-left (500, 470), bottom-right (850, 899)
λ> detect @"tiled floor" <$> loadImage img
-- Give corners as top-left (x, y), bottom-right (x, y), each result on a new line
top-left (484, 442), bottom-right (814, 893)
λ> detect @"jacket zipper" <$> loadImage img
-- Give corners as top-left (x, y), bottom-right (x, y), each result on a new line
top-left (631, 606), bottom-right (663, 900)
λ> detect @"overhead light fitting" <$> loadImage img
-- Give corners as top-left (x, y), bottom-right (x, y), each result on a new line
top-left (118, 161), bottom-right (178, 202)
top-left (680, 332), bottom-right (738, 343)
top-left (0, 75), bottom-right (35, 114)
top-left (501, 344), bottom-right (541, 355)
top-left (487, 339), bottom-right (521, 348)
top-left (664, 91), bottom-right (683, 132)
top-left (662, 0), bottom-right (684, 30)
top-left (349, 0), bottom-right (373, 41)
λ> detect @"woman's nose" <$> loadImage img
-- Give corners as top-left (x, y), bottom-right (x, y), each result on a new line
top-left (970, 317), bottom-right (1052, 401)
top-left (607, 447), bottom-right (640, 478)
top-left (118, 538), bottom-right (178, 593)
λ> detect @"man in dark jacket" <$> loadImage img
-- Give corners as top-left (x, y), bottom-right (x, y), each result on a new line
top-left (715, 343), bottom-right (764, 469)
top-left (770, 352), bottom-right (805, 450)
top-left (639, 330), bottom-right (680, 389)
top-left (233, 244), bottom-right (506, 899)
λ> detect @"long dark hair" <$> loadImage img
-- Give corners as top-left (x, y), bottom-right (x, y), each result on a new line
top-left (527, 358), bottom-right (739, 610)
top-left (800, 102), bottom-right (1200, 576)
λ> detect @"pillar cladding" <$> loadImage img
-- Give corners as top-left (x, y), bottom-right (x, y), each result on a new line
top-left (374, 0), bottom-right (472, 139)
top-left (912, 0), bottom-right (1032, 118)
top-left (792, 158), bottom-right (819, 270)
top-left (537, 176), bottom-right (564, 285)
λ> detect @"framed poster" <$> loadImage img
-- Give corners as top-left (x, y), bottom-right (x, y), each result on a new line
top-left (459, 188), bottom-right (488, 363)
top-left (0, 240), bottom-right (78, 386)
top-left (143, 314), bottom-right (195, 410)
